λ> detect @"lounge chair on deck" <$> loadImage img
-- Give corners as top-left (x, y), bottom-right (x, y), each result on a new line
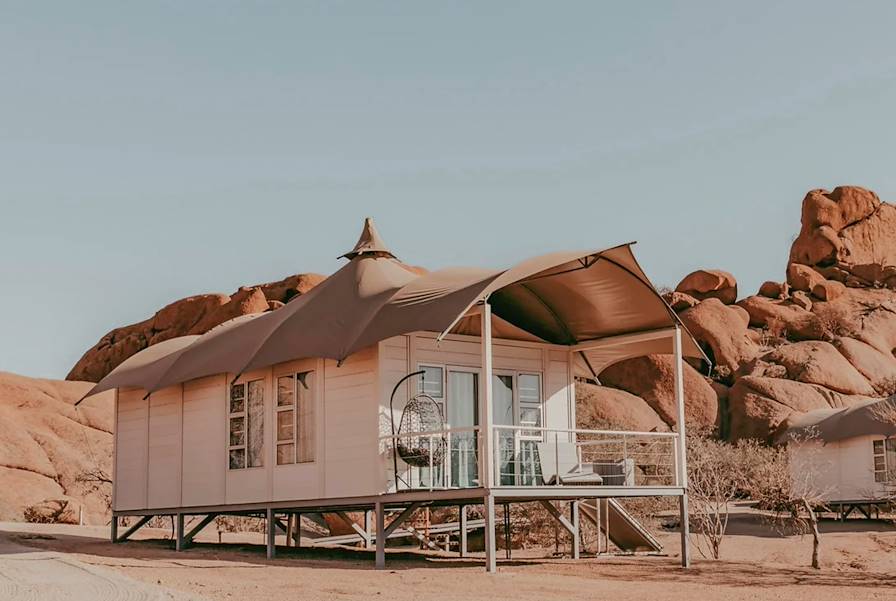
top-left (537, 442), bottom-right (604, 485)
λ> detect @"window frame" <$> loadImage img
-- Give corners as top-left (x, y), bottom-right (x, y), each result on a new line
top-left (228, 382), bottom-right (247, 470)
top-left (416, 363), bottom-right (544, 433)
top-left (228, 378), bottom-right (265, 470)
top-left (275, 374), bottom-right (297, 466)
top-left (275, 369), bottom-right (316, 466)
top-left (515, 372), bottom-right (544, 440)
top-left (873, 438), bottom-right (896, 483)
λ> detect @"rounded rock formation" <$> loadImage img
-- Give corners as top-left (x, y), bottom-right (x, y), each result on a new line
top-left (675, 269), bottom-right (738, 305)
top-left (677, 298), bottom-right (758, 382)
top-left (576, 382), bottom-right (669, 433)
top-left (599, 354), bottom-right (719, 429)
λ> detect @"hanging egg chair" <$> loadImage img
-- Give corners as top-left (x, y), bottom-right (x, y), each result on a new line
top-left (389, 370), bottom-right (447, 476)
top-left (396, 393), bottom-right (446, 467)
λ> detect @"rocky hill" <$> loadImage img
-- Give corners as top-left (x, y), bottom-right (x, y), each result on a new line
top-left (66, 186), bottom-right (896, 442)
top-left (0, 371), bottom-right (114, 523)
top-left (581, 185), bottom-right (896, 440)
top-left (67, 273), bottom-right (326, 382)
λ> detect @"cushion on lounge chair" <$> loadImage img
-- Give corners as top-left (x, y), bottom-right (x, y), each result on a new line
top-left (537, 442), bottom-right (603, 485)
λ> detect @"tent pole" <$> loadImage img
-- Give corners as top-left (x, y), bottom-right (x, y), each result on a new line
top-left (673, 326), bottom-right (691, 568)
top-left (480, 301), bottom-right (497, 573)
top-left (479, 301), bottom-right (495, 489)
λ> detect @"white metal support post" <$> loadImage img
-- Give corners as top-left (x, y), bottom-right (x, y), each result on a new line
top-left (570, 502), bottom-right (580, 560)
top-left (375, 502), bottom-right (386, 569)
top-left (175, 513), bottom-right (185, 552)
top-left (673, 326), bottom-right (691, 568)
top-left (483, 495), bottom-right (497, 572)
top-left (266, 508), bottom-right (276, 559)
top-left (364, 510), bottom-right (372, 549)
top-left (459, 505), bottom-right (468, 557)
top-left (480, 301), bottom-right (497, 573)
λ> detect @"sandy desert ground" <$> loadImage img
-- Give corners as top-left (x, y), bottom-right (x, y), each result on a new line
top-left (1, 507), bottom-right (895, 601)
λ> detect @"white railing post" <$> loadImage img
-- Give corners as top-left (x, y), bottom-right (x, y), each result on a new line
top-left (673, 326), bottom-right (688, 488)
top-left (445, 431), bottom-right (452, 488)
top-left (673, 325), bottom-right (691, 568)
top-left (554, 431), bottom-right (560, 486)
top-left (428, 435), bottom-right (435, 491)
top-left (479, 302), bottom-right (495, 489)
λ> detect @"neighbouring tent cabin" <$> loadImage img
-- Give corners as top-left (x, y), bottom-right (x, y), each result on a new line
top-left (81, 218), bottom-right (706, 571)
top-left (781, 396), bottom-right (896, 519)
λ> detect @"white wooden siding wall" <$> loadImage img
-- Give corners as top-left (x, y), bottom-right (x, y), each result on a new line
top-left (378, 335), bottom-right (411, 491)
top-left (181, 375), bottom-right (227, 508)
top-left (544, 349), bottom-right (574, 431)
top-left (789, 435), bottom-right (887, 502)
top-left (147, 385), bottom-right (183, 509)
top-left (379, 335), bottom-right (411, 427)
top-left (114, 388), bottom-right (149, 510)
top-left (323, 345), bottom-right (381, 498)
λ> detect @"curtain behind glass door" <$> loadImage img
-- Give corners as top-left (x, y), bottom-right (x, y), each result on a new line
top-left (494, 375), bottom-right (515, 485)
top-left (447, 370), bottom-right (478, 487)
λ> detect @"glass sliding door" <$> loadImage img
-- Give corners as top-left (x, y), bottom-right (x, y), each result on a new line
top-left (447, 369), bottom-right (479, 487)
top-left (517, 374), bottom-right (543, 485)
top-left (493, 374), bottom-right (516, 485)
top-left (415, 366), bottom-right (446, 488)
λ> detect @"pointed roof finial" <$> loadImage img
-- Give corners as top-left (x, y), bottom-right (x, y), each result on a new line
top-left (340, 217), bottom-right (397, 260)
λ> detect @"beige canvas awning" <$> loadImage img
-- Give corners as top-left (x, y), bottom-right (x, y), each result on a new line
top-left (780, 396), bottom-right (896, 443)
top-left (81, 218), bottom-right (706, 399)
top-left (79, 335), bottom-right (200, 399)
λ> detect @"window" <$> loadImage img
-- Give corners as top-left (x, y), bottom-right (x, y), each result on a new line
top-left (517, 373), bottom-right (543, 435)
top-left (419, 365), bottom-right (444, 399)
top-left (229, 380), bottom-right (264, 469)
top-left (275, 371), bottom-right (316, 464)
top-left (418, 365), bottom-right (446, 419)
top-left (873, 439), bottom-right (896, 483)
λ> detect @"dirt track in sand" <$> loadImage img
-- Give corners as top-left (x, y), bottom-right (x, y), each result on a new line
top-left (0, 531), bottom-right (199, 601)
top-left (2, 516), bottom-right (896, 601)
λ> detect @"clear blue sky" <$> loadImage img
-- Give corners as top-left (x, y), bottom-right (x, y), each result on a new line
top-left (2, 1), bottom-right (896, 379)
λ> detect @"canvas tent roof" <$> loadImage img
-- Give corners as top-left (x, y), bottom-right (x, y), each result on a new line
top-left (80, 219), bottom-right (706, 400)
top-left (780, 396), bottom-right (896, 444)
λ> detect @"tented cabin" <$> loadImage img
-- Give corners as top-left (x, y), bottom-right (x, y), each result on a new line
top-left (782, 397), bottom-right (896, 519)
top-left (81, 218), bottom-right (705, 571)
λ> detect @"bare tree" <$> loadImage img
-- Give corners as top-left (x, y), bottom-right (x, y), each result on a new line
top-left (75, 466), bottom-right (113, 512)
top-left (686, 432), bottom-right (751, 560)
top-left (749, 429), bottom-right (830, 569)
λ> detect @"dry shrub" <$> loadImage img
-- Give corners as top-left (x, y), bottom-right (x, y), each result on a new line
top-left (686, 433), bottom-right (750, 559)
top-left (747, 429), bottom-right (829, 569)
top-left (214, 515), bottom-right (266, 542)
top-left (24, 499), bottom-right (76, 524)
top-left (75, 466), bottom-right (113, 512)
top-left (758, 318), bottom-right (788, 350)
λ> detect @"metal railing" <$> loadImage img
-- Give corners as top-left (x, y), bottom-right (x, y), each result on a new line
top-left (492, 425), bottom-right (678, 488)
top-left (380, 426), bottom-right (481, 491)
top-left (380, 425), bottom-right (679, 492)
